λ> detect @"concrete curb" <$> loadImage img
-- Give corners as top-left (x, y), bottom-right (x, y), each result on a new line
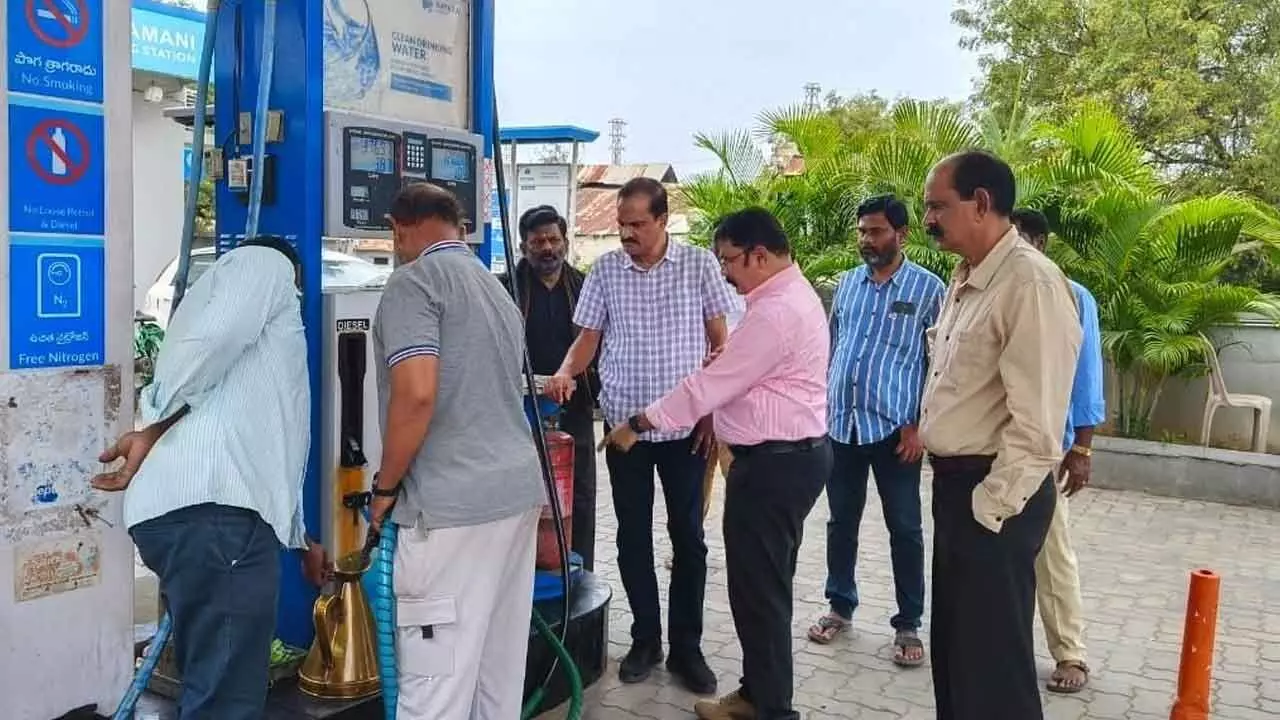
top-left (1093, 436), bottom-right (1280, 509)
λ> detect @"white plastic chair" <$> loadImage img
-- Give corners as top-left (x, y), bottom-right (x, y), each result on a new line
top-left (1199, 338), bottom-right (1272, 452)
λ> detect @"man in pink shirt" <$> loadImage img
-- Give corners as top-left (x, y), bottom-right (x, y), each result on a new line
top-left (602, 207), bottom-right (831, 720)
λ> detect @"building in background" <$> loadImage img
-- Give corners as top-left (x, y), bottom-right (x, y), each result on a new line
top-left (572, 163), bottom-right (687, 267)
top-left (129, 0), bottom-right (210, 309)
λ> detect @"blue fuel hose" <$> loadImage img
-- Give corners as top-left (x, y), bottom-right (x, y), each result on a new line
top-left (366, 520), bottom-right (399, 719)
top-left (111, 612), bottom-right (173, 720)
top-left (244, 0), bottom-right (279, 240)
top-left (169, 0), bottom-right (220, 315)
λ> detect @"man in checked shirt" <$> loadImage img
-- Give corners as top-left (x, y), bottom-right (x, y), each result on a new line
top-left (545, 177), bottom-right (737, 694)
top-left (920, 151), bottom-right (1081, 720)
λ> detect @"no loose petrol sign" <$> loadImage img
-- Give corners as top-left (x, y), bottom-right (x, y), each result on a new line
top-left (7, 0), bottom-right (104, 103)
top-left (8, 98), bottom-right (105, 236)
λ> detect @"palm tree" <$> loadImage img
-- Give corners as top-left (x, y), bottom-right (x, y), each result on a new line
top-left (683, 100), bottom-right (1280, 440)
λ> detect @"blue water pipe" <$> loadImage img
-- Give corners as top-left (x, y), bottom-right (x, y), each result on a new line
top-left (365, 519), bottom-right (399, 718)
top-left (244, 0), bottom-right (280, 240)
top-left (168, 0), bottom-right (221, 317)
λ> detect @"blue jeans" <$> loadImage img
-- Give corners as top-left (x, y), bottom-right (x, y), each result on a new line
top-left (823, 432), bottom-right (925, 631)
top-left (132, 504), bottom-right (281, 720)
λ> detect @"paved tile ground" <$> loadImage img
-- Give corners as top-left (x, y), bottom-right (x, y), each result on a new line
top-left (568, 440), bottom-right (1280, 720)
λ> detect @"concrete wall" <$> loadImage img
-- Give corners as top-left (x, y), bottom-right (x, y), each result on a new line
top-left (1141, 319), bottom-right (1280, 453)
top-left (131, 94), bottom-right (189, 309)
top-left (1093, 436), bottom-right (1280, 509)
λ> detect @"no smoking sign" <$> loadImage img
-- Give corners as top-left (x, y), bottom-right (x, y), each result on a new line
top-left (6, 0), bottom-right (104, 104)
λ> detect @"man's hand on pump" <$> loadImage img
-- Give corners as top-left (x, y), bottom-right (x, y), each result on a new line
top-left (543, 372), bottom-right (577, 404)
top-left (367, 472), bottom-right (400, 539)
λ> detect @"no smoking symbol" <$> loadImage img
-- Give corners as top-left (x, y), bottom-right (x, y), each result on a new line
top-left (26, 0), bottom-right (90, 49)
top-left (26, 119), bottom-right (91, 186)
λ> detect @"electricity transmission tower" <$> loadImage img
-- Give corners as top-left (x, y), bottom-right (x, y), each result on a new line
top-left (803, 83), bottom-right (822, 112)
top-left (609, 118), bottom-right (627, 165)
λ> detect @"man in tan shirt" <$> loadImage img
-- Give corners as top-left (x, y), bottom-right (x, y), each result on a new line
top-left (919, 151), bottom-right (1082, 720)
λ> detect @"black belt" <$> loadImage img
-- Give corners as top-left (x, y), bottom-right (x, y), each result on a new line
top-left (928, 454), bottom-right (996, 474)
top-left (729, 436), bottom-right (827, 458)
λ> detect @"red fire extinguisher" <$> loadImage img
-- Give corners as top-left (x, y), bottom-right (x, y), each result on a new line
top-left (536, 416), bottom-right (575, 571)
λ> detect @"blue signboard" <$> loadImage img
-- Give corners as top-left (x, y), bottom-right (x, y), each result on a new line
top-left (7, 0), bottom-right (105, 104)
top-left (8, 96), bottom-right (105, 236)
top-left (183, 143), bottom-right (193, 180)
top-left (8, 235), bottom-right (105, 369)
top-left (131, 3), bottom-right (207, 81)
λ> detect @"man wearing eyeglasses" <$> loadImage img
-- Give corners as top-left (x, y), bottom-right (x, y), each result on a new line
top-left (602, 207), bottom-right (831, 720)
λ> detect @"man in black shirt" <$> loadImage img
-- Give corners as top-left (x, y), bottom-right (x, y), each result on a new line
top-left (516, 205), bottom-right (600, 570)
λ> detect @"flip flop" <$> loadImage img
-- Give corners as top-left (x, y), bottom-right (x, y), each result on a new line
top-left (1047, 660), bottom-right (1090, 693)
top-left (807, 613), bottom-right (848, 644)
top-left (892, 630), bottom-right (926, 667)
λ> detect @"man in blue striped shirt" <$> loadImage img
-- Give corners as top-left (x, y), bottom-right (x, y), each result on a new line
top-left (1013, 208), bottom-right (1106, 694)
top-left (93, 237), bottom-right (328, 720)
top-left (808, 195), bottom-right (945, 667)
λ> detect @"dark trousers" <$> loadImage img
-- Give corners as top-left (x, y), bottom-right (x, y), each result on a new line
top-left (132, 504), bottom-right (281, 720)
top-left (824, 432), bottom-right (925, 630)
top-left (561, 406), bottom-right (598, 571)
top-left (725, 440), bottom-right (831, 720)
top-left (930, 456), bottom-right (1055, 720)
top-left (606, 431), bottom-right (708, 651)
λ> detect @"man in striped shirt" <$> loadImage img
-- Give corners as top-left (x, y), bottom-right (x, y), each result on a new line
top-left (93, 237), bottom-right (327, 720)
top-left (808, 194), bottom-right (945, 667)
top-left (601, 207), bottom-right (831, 720)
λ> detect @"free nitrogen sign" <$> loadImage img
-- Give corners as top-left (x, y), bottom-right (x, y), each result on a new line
top-left (8, 97), bottom-right (105, 236)
top-left (7, 0), bottom-right (104, 104)
top-left (8, 235), bottom-right (105, 369)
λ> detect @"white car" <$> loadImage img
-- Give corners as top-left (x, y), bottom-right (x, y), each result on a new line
top-left (144, 247), bottom-right (390, 328)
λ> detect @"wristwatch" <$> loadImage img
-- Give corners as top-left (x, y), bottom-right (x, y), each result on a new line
top-left (627, 415), bottom-right (645, 434)
top-left (370, 472), bottom-right (400, 497)
top-left (1069, 444), bottom-right (1092, 457)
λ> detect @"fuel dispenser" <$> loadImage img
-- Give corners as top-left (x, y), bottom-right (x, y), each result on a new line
top-left (115, 1), bottom-right (610, 718)
top-left (324, 109), bottom-right (485, 243)
top-left (315, 109), bottom-right (487, 564)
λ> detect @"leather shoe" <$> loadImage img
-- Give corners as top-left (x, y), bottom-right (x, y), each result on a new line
top-left (618, 640), bottom-right (663, 683)
top-left (667, 648), bottom-right (717, 695)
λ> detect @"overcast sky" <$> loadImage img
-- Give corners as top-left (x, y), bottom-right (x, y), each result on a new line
top-left (495, 0), bottom-right (980, 177)
top-left (176, 0), bottom-right (980, 177)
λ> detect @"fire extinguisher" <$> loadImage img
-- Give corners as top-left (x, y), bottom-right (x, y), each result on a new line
top-left (536, 412), bottom-right (574, 571)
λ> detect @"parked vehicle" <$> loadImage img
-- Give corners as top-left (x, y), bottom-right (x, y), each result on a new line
top-left (143, 247), bottom-right (390, 329)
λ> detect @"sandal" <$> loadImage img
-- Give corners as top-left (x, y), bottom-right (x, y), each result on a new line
top-left (1047, 660), bottom-right (1090, 693)
top-left (806, 613), bottom-right (848, 644)
top-left (892, 630), bottom-right (926, 667)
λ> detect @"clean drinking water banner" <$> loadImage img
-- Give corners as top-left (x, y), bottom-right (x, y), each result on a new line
top-left (323, 0), bottom-right (471, 130)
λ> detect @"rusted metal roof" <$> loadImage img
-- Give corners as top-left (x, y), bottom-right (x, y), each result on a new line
top-left (573, 183), bottom-right (689, 237)
top-left (577, 163), bottom-right (679, 187)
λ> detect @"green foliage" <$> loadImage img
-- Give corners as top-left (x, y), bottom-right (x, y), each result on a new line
top-left (954, 0), bottom-right (1280, 202)
top-left (683, 99), bottom-right (1280, 439)
top-left (133, 316), bottom-right (165, 389)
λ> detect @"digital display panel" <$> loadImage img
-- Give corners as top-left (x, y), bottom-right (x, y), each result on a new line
top-left (431, 147), bottom-right (472, 183)
top-left (349, 135), bottom-right (396, 174)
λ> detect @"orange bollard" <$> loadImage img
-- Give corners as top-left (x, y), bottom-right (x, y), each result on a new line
top-left (1170, 568), bottom-right (1221, 720)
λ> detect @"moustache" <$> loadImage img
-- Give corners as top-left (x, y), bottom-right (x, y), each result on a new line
top-left (925, 225), bottom-right (944, 238)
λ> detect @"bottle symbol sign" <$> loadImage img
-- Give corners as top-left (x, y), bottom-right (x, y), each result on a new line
top-left (50, 127), bottom-right (68, 177)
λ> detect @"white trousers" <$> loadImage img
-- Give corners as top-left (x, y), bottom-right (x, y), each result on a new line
top-left (1034, 488), bottom-right (1087, 665)
top-left (394, 507), bottom-right (539, 720)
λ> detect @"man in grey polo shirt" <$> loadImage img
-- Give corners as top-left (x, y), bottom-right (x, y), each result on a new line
top-left (367, 183), bottom-right (545, 720)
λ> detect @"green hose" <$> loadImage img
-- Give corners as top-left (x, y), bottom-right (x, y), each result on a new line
top-left (520, 608), bottom-right (584, 720)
